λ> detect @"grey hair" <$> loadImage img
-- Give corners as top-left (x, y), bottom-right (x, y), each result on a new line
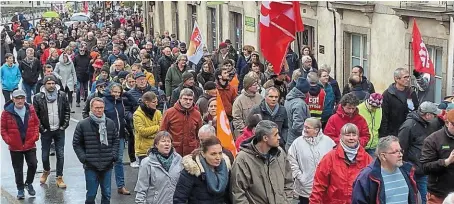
top-left (177, 54), bottom-right (187, 62)
top-left (393, 68), bottom-right (408, 79)
top-left (443, 192), bottom-right (454, 204)
top-left (179, 88), bottom-right (194, 99)
top-left (375, 136), bottom-right (400, 156)
top-left (340, 123), bottom-right (359, 136)
top-left (198, 124), bottom-right (216, 136)
top-left (255, 120), bottom-right (279, 142)
top-left (90, 97), bottom-right (104, 109)
top-left (307, 71), bottom-right (319, 84)
top-left (301, 55), bottom-right (312, 63)
top-left (340, 93), bottom-right (360, 107)
top-left (265, 87), bottom-right (280, 97)
top-left (291, 69), bottom-right (302, 81)
top-left (305, 117), bottom-right (322, 130)
top-left (320, 64), bottom-right (331, 73)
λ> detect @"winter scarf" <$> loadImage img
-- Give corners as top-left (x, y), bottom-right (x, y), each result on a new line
top-left (89, 112), bottom-right (108, 146)
top-left (265, 102), bottom-right (279, 117)
top-left (302, 130), bottom-right (323, 146)
top-left (150, 147), bottom-right (175, 172)
top-left (140, 103), bottom-right (156, 120)
top-left (45, 89), bottom-right (58, 103)
top-left (340, 139), bottom-right (359, 161)
top-left (199, 156), bottom-right (229, 194)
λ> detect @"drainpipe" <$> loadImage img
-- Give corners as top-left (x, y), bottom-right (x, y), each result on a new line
top-left (447, 16), bottom-right (454, 95)
top-left (326, 1), bottom-right (337, 79)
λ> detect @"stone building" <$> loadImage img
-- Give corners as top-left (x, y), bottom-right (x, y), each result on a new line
top-left (150, 1), bottom-right (454, 102)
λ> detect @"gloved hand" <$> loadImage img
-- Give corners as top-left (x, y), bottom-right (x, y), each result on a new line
top-left (413, 69), bottom-right (421, 78)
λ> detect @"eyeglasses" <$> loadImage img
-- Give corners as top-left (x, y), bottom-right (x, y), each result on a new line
top-left (383, 149), bottom-right (404, 155)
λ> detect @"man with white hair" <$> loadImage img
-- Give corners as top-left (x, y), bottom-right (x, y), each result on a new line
top-left (197, 124), bottom-right (234, 163)
top-left (85, 32), bottom-right (97, 51)
top-left (352, 136), bottom-right (419, 203)
top-left (300, 55), bottom-right (317, 79)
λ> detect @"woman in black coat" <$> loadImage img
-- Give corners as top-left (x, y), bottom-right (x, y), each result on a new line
top-left (173, 137), bottom-right (231, 204)
top-left (197, 61), bottom-right (215, 88)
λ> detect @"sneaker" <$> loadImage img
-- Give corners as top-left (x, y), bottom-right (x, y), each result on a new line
top-left (24, 183), bottom-right (35, 196)
top-left (76, 103), bottom-right (80, 107)
top-left (130, 161), bottom-right (139, 168)
top-left (40, 170), bottom-right (50, 184)
top-left (17, 190), bottom-right (25, 200)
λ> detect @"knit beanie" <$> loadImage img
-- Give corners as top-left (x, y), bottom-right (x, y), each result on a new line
top-left (43, 75), bottom-right (57, 84)
top-left (367, 93), bottom-right (383, 107)
top-left (243, 73), bottom-right (257, 90)
top-left (295, 77), bottom-right (310, 94)
top-left (182, 71), bottom-right (194, 82)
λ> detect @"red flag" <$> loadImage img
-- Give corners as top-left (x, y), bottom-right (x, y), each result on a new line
top-left (412, 19), bottom-right (434, 75)
top-left (260, 1), bottom-right (304, 74)
top-left (83, 2), bottom-right (89, 14)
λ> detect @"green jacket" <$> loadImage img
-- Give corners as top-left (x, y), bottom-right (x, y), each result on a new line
top-left (357, 102), bottom-right (382, 149)
top-left (165, 65), bottom-right (186, 97)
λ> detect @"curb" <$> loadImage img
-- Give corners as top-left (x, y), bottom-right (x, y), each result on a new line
top-left (1, 187), bottom-right (20, 204)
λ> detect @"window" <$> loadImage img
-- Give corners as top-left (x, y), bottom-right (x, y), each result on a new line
top-left (207, 7), bottom-right (217, 51)
top-left (230, 12), bottom-right (243, 51)
top-left (171, 1), bottom-right (178, 38)
top-left (351, 34), bottom-right (368, 75)
top-left (409, 44), bottom-right (443, 103)
top-left (297, 25), bottom-right (315, 52)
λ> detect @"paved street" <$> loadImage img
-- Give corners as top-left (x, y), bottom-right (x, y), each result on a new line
top-left (0, 93), bottom-right (139, 204)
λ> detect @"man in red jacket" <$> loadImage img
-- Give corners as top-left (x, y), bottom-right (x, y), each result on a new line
top-left (324, 93), bottom-right (371, 147)
top-left (0, 90), bottom-right (40, 200)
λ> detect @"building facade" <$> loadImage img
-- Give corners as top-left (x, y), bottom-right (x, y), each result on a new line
top-left (150, 1), bottom-right (454, 102)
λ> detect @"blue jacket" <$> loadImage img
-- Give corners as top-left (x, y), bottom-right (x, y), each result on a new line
top-left (102, 84), bottom-right (127, 139)
top-left (352, 159), bottom-right (419, 204)
top-left (321, 82), bottom-right (335, 123)
top-left (107, 53), bottom-right (128, 66)
top-left (1, 63), bottom-right (21, 91)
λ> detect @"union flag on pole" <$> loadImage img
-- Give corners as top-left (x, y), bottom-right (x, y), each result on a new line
top-left (187, 21), bottom-right (205, 64)
top-left (216, 91), bottom-right (237, 157)
top-left (412, 19), bottom-right (435, 75)
top-left (260, 1), bottom-right (304, 74)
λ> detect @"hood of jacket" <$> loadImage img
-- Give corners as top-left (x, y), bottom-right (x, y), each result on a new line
top-left (241, 89), bottom-right (258, 98)
top-left (39, 83), bottom-right (61, 94)
top-left (4, 100), bottom-right (30, 114)
top-left (58, 54), bottom-right (72, 65)
top-left (182, 153), bottom-right (231, 176)
top-left (406, 111), bottom-right (429, 126)
top-left (335, 104), bottom-right (359, 119)
top-left (286, 87), bottom-right (306, 101)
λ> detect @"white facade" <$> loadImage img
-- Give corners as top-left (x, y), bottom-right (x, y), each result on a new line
top-left (151, 1), bottom-right (454, 101)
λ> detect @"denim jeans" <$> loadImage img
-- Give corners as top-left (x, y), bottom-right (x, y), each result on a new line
top-left (76, 79), bottom-right (88, 103)
top-left (85, 169), bottom-right (112, 204)
top-left (41, 130), bottom-right (65, 176)
top-left (415, 174), bottom-right (428, 204)
top-left (22, 82), bottom-right (37, 103)
top-left (10, 149), bottom-right (37, 190)
top-left (114, 138), bottom-right (125, 189)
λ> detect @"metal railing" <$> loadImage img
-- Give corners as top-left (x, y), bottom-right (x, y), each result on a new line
top-left (399, 1), bottom-right (454, 11)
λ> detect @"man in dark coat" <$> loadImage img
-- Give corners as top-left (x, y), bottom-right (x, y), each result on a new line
top-left (74, 45), bottom-right (92, 106)
top-left (380, 68), bottom-right (419, 138)
top-left (33, 75), bottom-right (70, 188)
top-left (157, 46), bottom-right (174, 90)
top-left (19, 48), bottom-right (42, 103)
top-left (73, 97), bottom-right (120, 204)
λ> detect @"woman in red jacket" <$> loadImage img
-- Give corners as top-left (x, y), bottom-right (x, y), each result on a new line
top-left (310, 123), bottom-right (373, 204)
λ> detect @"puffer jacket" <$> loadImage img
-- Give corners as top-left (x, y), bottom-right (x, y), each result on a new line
top-left (398, 111), bottom-right (434, 175)
top-left (19, 57), bottom-right (42, 85)
top-left (352, 159), bottom-right (418, 204)
top-left (232, 90), bottom-right (263, 137)
top-left (32, 85), bottom-right (70, 133)
top-left (231, 137), bottom-right (293, 204)
top-left (133, 105), bottom-right (162, 157)
top-left (309, 145), bottom-right (373, 204)
top-left (380, 83), bottom-right (419, 137)
top-left (284, 88), bottom-right (310, 149)
top-left (160, 102), bottom-right (202, 156)
top-left (287, 131), bottom-right (335, 198)
top-left (217, 82), bottom-right (237, 118)
top-left (0, 63), bottom-right (21, 91)
top-left (357, 102), bottom-right (382, 150)
top-left (174, 153), bottom-right (231, 204)
top-left (324, 105), bottom-right (370, 147)
top-left (53, 54), bottom-right (77, 91)
top-left (164, 64), bottom-right (187, 97)
top-left (72, 116), bottom-right (120, 171)
top-left (249, 100), bottom-right (289, 145)
top-left (135, 149), bottom-right (183, 204)
top-left (1, 101), bottom-right (39, 151)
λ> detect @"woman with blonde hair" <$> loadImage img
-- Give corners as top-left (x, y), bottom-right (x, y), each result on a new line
top-left (46, 48), bottom-right (60, 69)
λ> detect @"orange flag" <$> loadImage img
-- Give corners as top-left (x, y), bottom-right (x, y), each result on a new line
top-left (216, 91), bottom-right (237, 157)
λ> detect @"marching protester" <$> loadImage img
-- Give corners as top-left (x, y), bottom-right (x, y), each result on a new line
top-left (73, 97), bottom-right (120, 204)
top-left (235, 113), bottom-right (262, 151)
top-left (19, 48), bottom-right (42, 103)
top-left (352, 136), bottom-right (419, 204)
top-left (287, 118), bottom-right (335, 204)
top-left (53, 54), bottom-right (77, 109)
top-left (215, 64), bottom-right (238, 120)
top-left (203, 97), bottom-right (217, 126)
top-left (33, 75), bottom-right (70, 188)
top-left (134, 131), bottom-right (182, 203)
top-left (1, 53), bottom-right (21, 102)
top-left (357, 93), bottom-right (383, 156)
top-left (170, 71), bottom-right (203, 107)
top-left (231, 120), bottom-right (293, 203)
top-left (318, 68), bottom-right (336, 128)
top-left (165, 55), bottom-right (189, 99)
top-left (342, 66), bottom-right (375, 95)
top-left (1, 90), bottom-right (39, 200)
top-left (196, 81), bottom-right (217, 117)
top-left (284, 77), bottom-right (310, 150)
top-left (310, 123), bottom-right (372, 203)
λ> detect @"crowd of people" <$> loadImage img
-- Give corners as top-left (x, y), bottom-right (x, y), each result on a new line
top-left (1, 9), bottom-right (454, 204)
